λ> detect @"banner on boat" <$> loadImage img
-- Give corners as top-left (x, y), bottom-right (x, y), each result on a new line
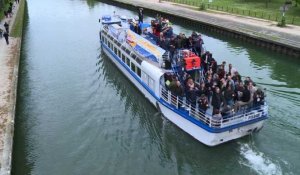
top-left (126, 30), bottom-right (165, 63)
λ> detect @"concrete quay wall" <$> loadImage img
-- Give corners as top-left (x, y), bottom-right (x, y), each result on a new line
top-left (0, 0), bottom-right (26, 174)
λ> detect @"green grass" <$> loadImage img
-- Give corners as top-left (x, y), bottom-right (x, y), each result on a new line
top-left (165, 0), bottom-right (300, 25)
top-left (0, 2), bottom-right (10, 21)
top-left (11, 0), bottom-right (26, 37)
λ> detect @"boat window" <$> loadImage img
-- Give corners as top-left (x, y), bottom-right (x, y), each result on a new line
top-left (114, 46), bottom-right (117, 55)
top-left (108, 42), bottom-right (111, 49)
top-left (125, 49), bottom-right (130, 55)
top-left (126, 57), bottom-right (130, 67)
top-left (137, 67), bottom-right (141, 77)
top-left (132, 54), bottom-right (137, 60)
top-left (122, 54), bottom-right (126, 62)
top-left (131, 63), bottom-right (136, 73)
top-left (118, 49), bottom-right (121, 58)
top-left (136, 58), bottom-right (142, 65)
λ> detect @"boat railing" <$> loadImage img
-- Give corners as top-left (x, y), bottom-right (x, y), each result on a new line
top-left (159, 85), bottom-right (268, 129)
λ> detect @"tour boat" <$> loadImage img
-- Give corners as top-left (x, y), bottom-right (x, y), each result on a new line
top-left (99, 14), bottom-right (268, 146)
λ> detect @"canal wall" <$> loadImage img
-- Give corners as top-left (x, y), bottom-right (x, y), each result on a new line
top-left (0, 0), bottom-right (26, 174)
top-left (108, 0), bottom-right (300, 58)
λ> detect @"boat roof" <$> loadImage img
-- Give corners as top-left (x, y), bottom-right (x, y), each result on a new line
top-left (126, 30), bottom-right (165, 63)
top-left (103, 19), bottom-right (165, 64)
top-left (101, 15), bottom-right (121, 25)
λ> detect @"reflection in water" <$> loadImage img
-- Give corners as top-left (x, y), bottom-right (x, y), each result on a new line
top-left (86, 0), bottom-right (96, 8)
top-left (97, 49), bottom-right (163, 140)
top-left (97, 49), bottom-right (258, 175)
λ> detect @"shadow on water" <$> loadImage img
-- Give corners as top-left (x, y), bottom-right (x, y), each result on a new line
top-left (97, 48), bottom-right (163, 137)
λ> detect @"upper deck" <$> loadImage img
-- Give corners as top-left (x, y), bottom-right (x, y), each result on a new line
top-left (100, 16), bottom-right (268, 132)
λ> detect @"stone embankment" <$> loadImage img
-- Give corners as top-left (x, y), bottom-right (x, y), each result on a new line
top-left (0, 0), bottom-right (25, 174)
top-left (111, 0), bottom-right (300, 57)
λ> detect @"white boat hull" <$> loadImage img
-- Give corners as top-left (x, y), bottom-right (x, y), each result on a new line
top-left (102, 43), bottom-right (265, 146)
top-left (158, 103), bottom-right (264, 146)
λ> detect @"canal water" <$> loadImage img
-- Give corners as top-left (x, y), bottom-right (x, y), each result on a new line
top-left (12, 0), bottom-right (300, 174)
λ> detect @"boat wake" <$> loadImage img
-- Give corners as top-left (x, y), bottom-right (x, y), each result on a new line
top-left (239, 143), bottom-right (283, 175)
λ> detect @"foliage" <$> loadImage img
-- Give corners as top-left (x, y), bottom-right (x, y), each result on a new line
top-left (165, 0), bottom-right (300, 25)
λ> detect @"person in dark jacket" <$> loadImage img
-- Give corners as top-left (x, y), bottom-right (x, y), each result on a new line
top-left (223, 85), bottom-right (235, 107)
top-left (138, 7), bottom-right (143, 23)
top-left (212, 87), bottom-right (222, 115)
top-left (3, 32), bottom-right (9, 45)
top-left (198, 94), bottom-right (209, 114)
top-left (169, 80), bottom-right (184, 108)
top-left (186, 78), bottom-right (199, 109)
top-left (205, 75), bottom-right (213, 103)
top-left (253, 88), bottom-right (265, 107)
top-left (4, 22), bottom-right (9, 33)
top-left (234, 85), bottom-right (251, 111)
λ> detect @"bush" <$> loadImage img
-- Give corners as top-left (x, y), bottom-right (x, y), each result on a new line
top-left (199, 3), bottom-right (206, 10)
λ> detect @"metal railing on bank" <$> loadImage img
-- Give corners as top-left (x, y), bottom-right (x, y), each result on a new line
top-left (163, 0), bottom-right (300, 25)
top-left (159, 85), bottom-right (268, 129)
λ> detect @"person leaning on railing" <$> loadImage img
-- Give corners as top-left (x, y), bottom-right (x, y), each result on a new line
top-left (253, 88), bottom-right (265, 107)
top-left (212, 87), bottom-right (223, 115)
top-left (186, 77), bottom-right (200, 108)
top-left (234, 84), bottom-right (251, 111)
top-left (169, 80), bottom-right (184, 108)
top-left (198, 94), bottom-right (209, 114)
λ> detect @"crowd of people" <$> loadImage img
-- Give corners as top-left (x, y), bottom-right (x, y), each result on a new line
top-left (163, 42), bottom-right (265, 120)
top-left (151, 16), bottom-right (204, 57)
top-left (127, 12), bottom-right (266, 120)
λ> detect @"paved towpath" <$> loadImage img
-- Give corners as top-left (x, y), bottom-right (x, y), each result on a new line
top-left (0, 2), bottom-right (21, 174)
top-left (113, 0), bottom-right (300, 51)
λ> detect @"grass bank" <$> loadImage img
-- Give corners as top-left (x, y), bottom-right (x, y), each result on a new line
top-left (11, 0), bottom-right (26, 37)
top-left (164, 0), bottom-right (300, 25)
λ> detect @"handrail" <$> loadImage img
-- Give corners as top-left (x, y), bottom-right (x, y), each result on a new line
top-left (159, 85), bottom-right (267, 129)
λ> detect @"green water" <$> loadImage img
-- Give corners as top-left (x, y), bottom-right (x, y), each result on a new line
top-left (12, 0), bottom-right (300, 174)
